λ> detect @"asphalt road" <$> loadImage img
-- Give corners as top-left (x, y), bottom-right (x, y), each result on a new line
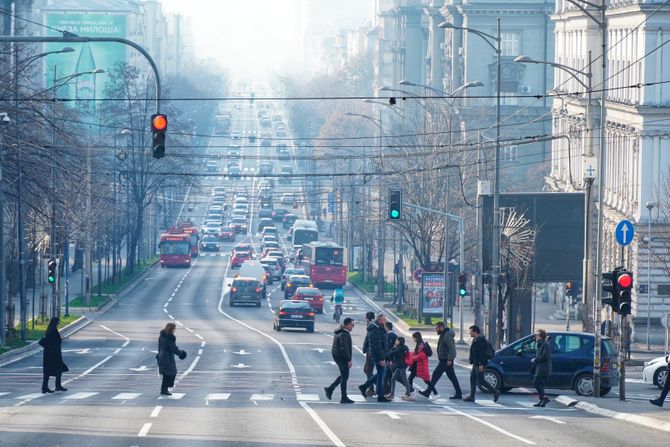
top-left (0, 94), bottom-right (667, 447)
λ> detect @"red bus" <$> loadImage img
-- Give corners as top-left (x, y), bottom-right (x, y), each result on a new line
top-left (178, 223), bottom-right (200, 258)
top-left (300, 242), bottom-right (346, 288)
top-left (159, 232), bottom-right (192, 268)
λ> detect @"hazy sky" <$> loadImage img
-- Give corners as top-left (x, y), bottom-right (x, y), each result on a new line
top-left (160, 0), bottom-right (304, 77)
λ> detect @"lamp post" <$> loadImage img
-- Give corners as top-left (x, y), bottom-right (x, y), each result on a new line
top-left (0, 112), bottom-right (10, 347)
top-left (646, 202), bottom-right (655, 351)
top-left (440, 18), bottom-right (502, 346)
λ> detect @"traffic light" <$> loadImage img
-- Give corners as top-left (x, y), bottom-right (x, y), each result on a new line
top-left (566, 281), bottom-right (581, 304)
top-left (47, 259), bottom-right (57, 284)
top-left (617, 270), bottom-right (633, 316)
top-left (458, 272), bottom-right (467, 297)
top-left (601, 269), bottom-right (620, 309)
top-left (151, 113), bottom-right (168, 159)
top-left (389, 189), bottom-right (402, 220)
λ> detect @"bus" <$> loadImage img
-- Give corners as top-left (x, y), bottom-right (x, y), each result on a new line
top-left (291, 219), bottom-right (318, 246)
top-left (214, 113), bottom-right (231, 135)
top-left (159, 231), bottom-right (192, 268)
top-left (300, 242), bottom-right (346, 288)
top-left (178, 223), bottom-right (200, 258)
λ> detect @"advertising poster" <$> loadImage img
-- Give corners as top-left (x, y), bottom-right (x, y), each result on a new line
top-left (421, 273), bottom-right (445, 316)
top-left (44, 13), bottom-right (127, 105)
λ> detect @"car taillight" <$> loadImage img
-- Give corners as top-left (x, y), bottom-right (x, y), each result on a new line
top-left (316, 296), bottom-right (323, 301)
top-left (256, 287), bottom-right (261, 293)
top-left (601, 360), bottom-right (609, 373)
top-left (231, 287), bottom-right (237, 292)
top-left (279, 311), bottom-right (287, 316)
top-left (307, 312), bottom-right (315, 317)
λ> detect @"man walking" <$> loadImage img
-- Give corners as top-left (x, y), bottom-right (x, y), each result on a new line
top-left (359, 313), bottom-right (391, 402)
top-left (463, 325), bottom-right (499, 403)
top-left (420, 321), bottom-right (462, 400)
top-left (384, 321), bottom-right (397, 396)
top-left (361, 311), bottom-right (376, 396)
top-left (325, 317), bottom-right (355, 404)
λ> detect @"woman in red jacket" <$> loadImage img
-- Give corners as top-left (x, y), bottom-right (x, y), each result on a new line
top-left (408, 331), bottom-right (431, 394)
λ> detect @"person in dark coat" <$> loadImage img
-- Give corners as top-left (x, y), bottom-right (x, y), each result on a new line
top-left (41, 317), bottom-right (68, 393)
top-left (324, 317), bottom-right (355, 404)
top-left (650, 355), bottom-right (670, 407)
top-left (157, 322), bottom-right (187, 396)
top-left (420, 321), bottom-right (462, 400)
top-left (387, 336), bottom-right (412, 400)
top-left (361, 311), bottom-right (376, 396)
top-left (531, 329), bottom-right (552, 407)
top-left (383, 321), bottom-right (397, 395)
top-left (464, 325), bottom-right (499, 402)
top-left (358, 313), bottom-right (390, 402)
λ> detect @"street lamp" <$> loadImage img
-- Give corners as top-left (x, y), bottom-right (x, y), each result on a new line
top-left (646, 202), bottom-right (655, 351)
top-left (0, 112), bottom-right (10, 347)
top-left (439, 18), bottom-right (502, 346)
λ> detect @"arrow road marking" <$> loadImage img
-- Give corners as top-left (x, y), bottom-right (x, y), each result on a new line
top-left (234, 349), bottom-right (251, 355)
top-left (312, 348), bottom-right (326, 353)
top-left (529, 415), bottom-right (566, 424)
top-left (62, 348), bottom-right (92, 354)
top-left (374, 410), bottom-right (405, 420)
top-left (231, 363), bottom-right (250, 368)
top-left (129, 366), bottom-right (149, 372)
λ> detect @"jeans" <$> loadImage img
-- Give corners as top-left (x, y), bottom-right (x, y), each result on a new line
top-left (533, 374), bottom-right (547, 398)
top-left (426, 360), bottom-right (462, 397)
top-left (657, 371), bottom-right (670, 402)
top-left (361, 362), bottom-right (386, 400)
top-left (42, 373), bottom-right (62, 391)
top-left (469, 366), bottom-right (495, 397)
top-left (390, 366), bottom-right (411, 396)
top-left (327, 362), bottom-right (350, 400)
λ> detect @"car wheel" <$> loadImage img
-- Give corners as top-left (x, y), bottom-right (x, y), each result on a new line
top-left (574, 373), bottom-right (594, 396)
top-left (654, 366), bottom-right (668, 389)
top-left (479, 369), bottom-right (502, 393)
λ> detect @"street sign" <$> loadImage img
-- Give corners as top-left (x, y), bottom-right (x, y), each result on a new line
top-left (413, 268), bottom-right (424, 282)
top-left (615, 220), bottom-right (634, 247)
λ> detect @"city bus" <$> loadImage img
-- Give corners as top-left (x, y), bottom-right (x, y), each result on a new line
top-left (290, 219), bottom-right (318, 246)
top-left (300, 241), bottom-right (346, 288)
top-left (159, 231), bottom-right (192, 268)
top-left (178, 222), bottom-right (200, 258)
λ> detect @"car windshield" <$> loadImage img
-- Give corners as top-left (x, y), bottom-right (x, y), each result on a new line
top-left (222, 226), bottom-right (234, 232)
top-left (232, 218), bottom-right (245, 223)
top-left (297, 288), bottom-right (320, 296)
top-left (290, 276), bottom-right (310, 284)
top-left (285, 269), bottom-right (305, 276)
top-left (234, 280), bottom-right (258, 288)
top-left (202, 236), bottom-right (217, 242)
top-left (281, 302), bottom-right (311, 311)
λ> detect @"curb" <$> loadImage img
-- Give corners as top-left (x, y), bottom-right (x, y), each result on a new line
top-left (555, 394), bottom-right (670, 434)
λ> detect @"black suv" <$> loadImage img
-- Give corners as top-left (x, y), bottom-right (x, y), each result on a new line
top-left (229, 277), bottom-right (262, 307)
top-left (284, 275), bottom-right (313, 299)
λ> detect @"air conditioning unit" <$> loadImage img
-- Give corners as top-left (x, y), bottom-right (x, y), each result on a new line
top-left (520, 85), bottom-right (531, 94)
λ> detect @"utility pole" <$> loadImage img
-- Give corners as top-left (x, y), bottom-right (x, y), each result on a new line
top-left (0, 112), bottom-right (8, 346)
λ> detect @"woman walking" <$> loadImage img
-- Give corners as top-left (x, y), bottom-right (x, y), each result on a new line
top-left (157, 322), bottom-right (187, 396)
top-left (40, 317), bottom-right (68, 393)
top-left (531, 329), bottom-right (552, 407)
top-left (408, 331), bottom-right (431, 394)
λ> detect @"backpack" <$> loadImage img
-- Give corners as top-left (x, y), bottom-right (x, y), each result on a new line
top-left (331, 333), bottom-right (347, 362)
top-left (484, 340), bottom-right (495, 360)
top-left (424, 342), bottom-right (433, 357)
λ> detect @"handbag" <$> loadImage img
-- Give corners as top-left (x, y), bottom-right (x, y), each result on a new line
top-left (363, 354), bottom-right (373, 376)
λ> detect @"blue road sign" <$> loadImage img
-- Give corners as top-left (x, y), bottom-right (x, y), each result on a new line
top-left (615, 220), bottom-right (634, 246)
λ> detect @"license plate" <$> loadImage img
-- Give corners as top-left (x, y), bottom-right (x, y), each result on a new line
top-left (290, 315), bottom-right (303, 319)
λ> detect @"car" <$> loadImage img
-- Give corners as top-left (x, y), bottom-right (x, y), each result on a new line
top-left (230, 217), bottom-right (248, 234)
top-left (257, 180), bottom-right (270, 191)
top-left (206, 161), bottom-right (219, 172)
top-left (203, 224), bottom-right (221, 237)
top-left (228, 159), bottom-right (239, 168)
top-left (233, 204), bottom-right (249, 216)
top-left (229, 166), bottom-right (241, 177)
top-left (211, 196), bottom-right (227, 207)
top-left (219, 225), bottom-right (236, 242)
top-left (259, 201), bottom-right (273, 210)
top-left (281, 268), bottom-right (306, 290)
top-left (227, 146), bottom-right (241, 157)
top-left (235, 196), bottom-right (249, 205)
top-left (261, 234), bottom-right (277, 244)
top-left (272, 208), bottom-right (288, 221)
top-left (262, 241), bottom-right (280, 255)
top-left (283, 214), bottom-right (298, 229)
top-left (278, 148), bottom-right (290, 160)
top-left (260, 138), bottom-right (271, 147)
top-left (272, 114), bottom-right (282, 123)
top-left (258, 208), bottom-right (273, 219)
top-left (275, 143), bottom-right (288, 154)
top-left (230, 131), bottom-right (241, 140)
top-left (275, 127), bottom-right (287, 137)
top-left (284, 274), bottom-right (313, 299)
top-left (642, 356), bottom-right (668, 389)
top-left (233, 243), bottom-right (253, 257)
top-left (259, 161), bottom-right (273, 175)
top-left (266, 250), bottom-right (285, 267)
top-left (261, 226), bottom-right (278, 238)
top-left (260, 257), bottom-right (282, 281)
top-left (232, 211), bottom-right (247, 221)
top-left (248, 134), bottom-right (257, 143)
top-left (230, 251), bottom-right (251, 269)
top-left (228, 277), bottom-right (262, 307)
top-left (200, 235), bottom-right (220, 252)
top-left (293, 287), bottom-right (324, 313)
top-left (272, 300), bottom-right (315, 333)
top-left (483, 331), bottom-right (620, 397)
top-left (212, 186), bottom-right (227, 196)
top-left (238, 261), bottom-right (269, 296)
top-left (280, 193), bottom-right (295, 205)
top-left (258, 218), bottom-right (274, 233)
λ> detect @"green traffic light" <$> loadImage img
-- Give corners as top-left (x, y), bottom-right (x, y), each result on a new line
top-left (48, 276), bottom-right (55, 284)
top-left (459, 288), bottom-right (466, 297)
top-left (390, 209), bottom-right (400, 219)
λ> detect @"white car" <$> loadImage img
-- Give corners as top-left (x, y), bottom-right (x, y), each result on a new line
top-left (642, 356), bottom-right (668, 389)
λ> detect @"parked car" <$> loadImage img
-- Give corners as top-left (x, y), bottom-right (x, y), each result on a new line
top-left (200, 235), bottom-right (220, 252)
top-left (228, 277), bottom-right (262, 307)
top-left (483, 331), bottom-right (620, 396)
top-left (230, 251), bottom-right (251, 269)
top-left (293, 287), bottom-right (324, 313)
top-left (643, 356), bottom-right (669, 389)
top-left (284, 275), bottom-right (313, 299)
top-left (281, 268), bottom-right (306, 290)
top-left (273, 300), bottom-right (315, 333)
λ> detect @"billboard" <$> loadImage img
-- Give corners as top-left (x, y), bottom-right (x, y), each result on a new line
top-left (44, 13), bottom-right (127, 104)
top-left (420, 273), bottom-right (445, 317)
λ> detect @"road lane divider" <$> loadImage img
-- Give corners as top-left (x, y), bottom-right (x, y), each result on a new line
top-left (438, 405), bottom-right (536, 445)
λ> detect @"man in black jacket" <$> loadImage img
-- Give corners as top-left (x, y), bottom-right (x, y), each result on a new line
top-left (361, 311), bottom-right (376, 396)
top-left (420, 321), bottom-right (462, 399)
top-left (325, 318), bottom-right (355, 404)
top-left (464, 325), bottom-right (499, 403)
top-left (358, 313), bottom-right (391, 402)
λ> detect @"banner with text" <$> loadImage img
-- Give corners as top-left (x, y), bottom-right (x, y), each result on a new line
top-left (420, 273), bottom-right (445, 317)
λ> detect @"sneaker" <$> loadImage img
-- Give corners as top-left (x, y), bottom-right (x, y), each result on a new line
top-left (493, 390), bottom-right (500, 403)
top-left (463, 396), bottom-right (475, 402)
top-left (358, 385), bottom-right (367, 398)
top-left (430, 393), bottom-right (440, 400)
top-left (55, 386), bottom-right (68, 392)
top-left (340, 398), bottom-right (355, 404)
top-left (366, 387), bottom-right (376, 397)
top-left (539, 397), bottom-right (550, 407)
top-left (384, 393), bottom-right (393, 400)
top-left (324, 387), bottom-right (333, 401)
top-left (450, 394), bottom-right (463, 400)
top-left (400, 394), bottom-right (413, 401)
top-left (533, 400), bottom-right (543, 407)
top-left (650, 398), bottom-right (664, 407)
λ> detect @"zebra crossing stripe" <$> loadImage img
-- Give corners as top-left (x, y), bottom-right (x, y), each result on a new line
top-left (205, 393), bottom-right (231, 400)
top-left (250, 393), bottom-right (274, 401)
top-left (112, 393), bottom-right (142, 400)
top-left (64, 392), bottom-right (99, 400)
top-left (158, 393), bottom-right (185, 400)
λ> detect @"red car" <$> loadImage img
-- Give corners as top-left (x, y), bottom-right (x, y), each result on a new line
top-left (219, 225), bottom-right (236, 242)
top-left (232, 243), bottom-right (253, 257)
top-left (231, 251), bottom-right (250, 269)
top-left (293, 287), bottom-right (324, 313)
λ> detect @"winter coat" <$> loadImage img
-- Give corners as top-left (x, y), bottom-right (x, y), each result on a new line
top-left (410, 344), bottom-right (430, 381)
top-left (386, 331), bottom-right (398, 358)
top-left (157, 330), bottom-right (185, 376)
top-left (42, 328), bottom-right (67, 376)
top-left (388, 344), bottom-right (409, 369)
top-left (331, 325), bottom-right (352, 364)
top-left (437, 329), bottom-right (457, 361)
top-left (366, 321), bottom-right (388, 364)
top-left (533, 338), bottom-right (552, 378)
top-left (469, 334), bottom-right (490, 367)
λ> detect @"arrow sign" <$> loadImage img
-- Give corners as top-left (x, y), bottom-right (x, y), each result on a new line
top-left (129, 366), bottom-right (149, 372)
top-left (231, 363), bottom-right (250, 369)
top-left (312, 348), bottom-right (326, 353)
top-left (374, 411), bottom-right (405, 420)
top-left (529, 415), bottom-right (565, 425)
top-left (234, 350), bottom-right (251, 355)
top-left (62, 348), bottom-right (92, 354)
top-left (615, 220), bottom-right (634, 247)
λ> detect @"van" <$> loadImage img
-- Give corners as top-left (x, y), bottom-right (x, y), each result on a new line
top-left (237, 261), bottom-right (268, 296)
top-left (228, 277), bottom-right (262, 307)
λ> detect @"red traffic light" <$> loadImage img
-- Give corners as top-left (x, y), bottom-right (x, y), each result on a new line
top-left (152, 114), bottom-right (167, 132)
top-left (617, 273), bottom-right (632, 289)
top-left (565, 281), bottom-right (573, 290)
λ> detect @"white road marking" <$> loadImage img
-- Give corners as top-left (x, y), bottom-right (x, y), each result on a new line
top-left (137, 422), bottom-right (152, 437)
top-left (440, 405), bottom-right (536, 445)
top-left (529, 415), bottom-right (566, 424)
top-left (158, 392), bottom-right (185, 400)
top-left (99, 325), bottom-right (131, 345)
top-left (163, 308), bottom-right (168, 313)
top-left (297, 394), bottom-right (320, 401)
top-left (178, 355), bottom-right (201, 379)
top-left (184, 327), bottom-right (195, 333)
top-left (374, 410), bottom-right (405, 420)
top-left (300, 402), bottom-right (346, 447)
top-left (64, 392), bottom-right (98, 400)
top-left (175, 320), bottom-right (184, 327)
top-left (197, 349), bottom-right (203, 355)
top-left (234, 349), bottom-right (250, 355)
top-left (250, 393), bottom-right (274, 401)
top-left (16, 393), bottom-right (45, 400)
top-left (78, 355), bottom-right (113, 378)
top-left (150, 405), bottom-right (163, 418)
top-left (205, 393), bottom-right (231, 401)
top-left (0, 392), bottom-right (10, 397)
top-left (231, 363), bottom-right (250, 368)
top-left (200, 341), bottom-right (206, 347)
top-left (195, 333), bottom-right (204, 340)
top-left (112, 393), bottom-right (141, 400)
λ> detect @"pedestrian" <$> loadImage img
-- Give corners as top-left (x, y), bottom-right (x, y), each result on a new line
top-left (463, 325), bottom-right (499, 402)
top-left (40, 317), bottom-right (68, 393)
top-left (384, 321), bottom-right (397, 395)
top-left (408, 331), bottom-right (431, 394)
top-left (530, 329), bottom-right (552, 407)
top-left (361, 311), bottom-right (376, 396)
top-left (157, 322), bottom-right (187, 396)
top-left (650, 355), bottom-right (670, 407)
top-left (324, 317), bottom-right (355, 404)
top-left (358, 313), bottom-right (390, 402)
top-left (420, 321), bottom-right (462, 400)
top-left (387, 336), bottom-right (413, 400)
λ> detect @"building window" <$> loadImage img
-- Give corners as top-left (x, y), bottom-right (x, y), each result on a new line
top-left (500, 92), bottom-right (518, 106)
top-left (501, 32), bottom-right (521, 57)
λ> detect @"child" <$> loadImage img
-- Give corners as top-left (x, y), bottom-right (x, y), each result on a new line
top-left (387, 337), bottom-right (413, 400)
